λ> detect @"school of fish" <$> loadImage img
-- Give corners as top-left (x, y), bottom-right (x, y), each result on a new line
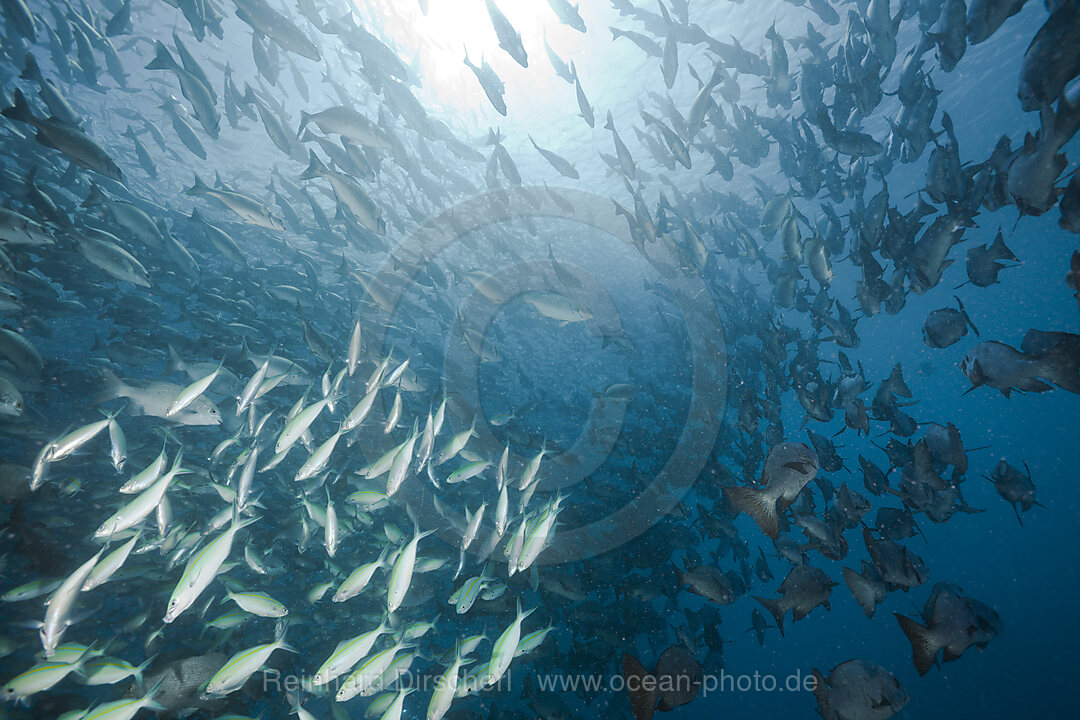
top-left (0, 0), bottom-right (1078, 719)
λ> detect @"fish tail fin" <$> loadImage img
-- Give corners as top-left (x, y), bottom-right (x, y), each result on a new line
top-left (20, 52), bottom-right (42, 83)
top-left (145, 41), bottom-right (177, 71)
top-left (724, 485), bottom-right (779, 538)
top-left (842, 566), bottom-right (878, 617)
top-left (234, 510), bottom-right (259, 532)
top-left (59, 161), bottom-right (78, 186)
top-left (81, 181), bottom-right (108, 208)
top-left (94, 367), bottom-right (127, 405)
top-left (810, 668), bottom-right (830, 717)
top-left (754, 596), bottom-right (786, 636)
top-left (142, 677), bottom-right (166, 707)
top-left (299, 149), bottom-right (328, 181)
top-left (296, 110), bottom-right (311, 138)
top-left (622, 653), bottom-right (659, 720)
top-left (671, 561), bottom-right (688, 589)
top-left (815, 106), bottom-right (836, 135)
top-left (604, 110), bottom-right (615, 131)
top-left (185, 173), bottom-right (210, 196)
top-left (273, 617), bottom-right (292, 645)
top-left (166, 344), bottom-right (184, 375)
top-left (954, 296), bottom-right (979, 336)
top-left (133, 653), bottom-right (157, 693)
top-left (1039, 336), bottom-right (1080, 394)
top-left (989, 231), bottom-right (1018, 261)
top-left (895, 612), bottom-right (937, 675)
top-left (2, 88), bottom-right (35, 124)
top-left (239, 336), bottom-right (255, 366)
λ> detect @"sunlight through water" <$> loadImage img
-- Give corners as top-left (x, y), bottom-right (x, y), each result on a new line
top-left (352, 0), bottom-right (592, 132)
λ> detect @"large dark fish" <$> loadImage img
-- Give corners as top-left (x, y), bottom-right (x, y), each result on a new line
top-left (965, 230), bottom-right (1018, 287)
top-left (1018, 0), bottom-right (1080, 110)
top-left (622, 646), bottom-right (703, 720)
top-left (962, 329), bottom-right (1080, 396)
top-left (130, 653), bottom-right (228, 717)
top-left (966, 0), bottom-right (1027, 45)
top-left (987, 460), bottom-right (1042, 524)
top-left (895, 583), bottom-right (1002, 675)
top-left (843, 560), bottom-right (889, 618)
top-left (811, 659), bottom-right (909, 720)
top-left (923, 296), bottom-right (978, 348)
top-left (674, 564), bottom-right (736, 605)
top-left (754, 564), bottom-right (836, 635)
top-left (724, 442), bottom-right (820, 538)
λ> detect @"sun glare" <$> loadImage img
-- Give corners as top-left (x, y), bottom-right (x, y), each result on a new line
top-left (417, 0), bottom-right (551, 62)
top-left (356, 0), bottom-right (587, 126)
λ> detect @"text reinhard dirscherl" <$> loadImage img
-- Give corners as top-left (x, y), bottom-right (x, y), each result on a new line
top-left (261, 668), bottom-right (818, 696)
